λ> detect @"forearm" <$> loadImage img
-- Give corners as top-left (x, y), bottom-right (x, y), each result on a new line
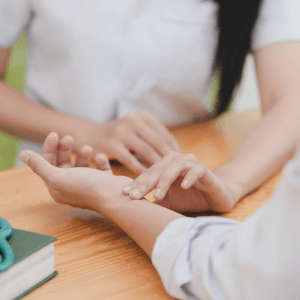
top-left (0, 80), bottom-right (93, 146)
top-left (102, 197), bottom-right (185, 257)
top-left (215, 97), bottom-right (300, 201)
top-left (151, 159), bottom-right (300, 300)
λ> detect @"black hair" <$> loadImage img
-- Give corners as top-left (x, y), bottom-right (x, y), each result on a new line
top-left (212, 0), bottom-right (263, 116)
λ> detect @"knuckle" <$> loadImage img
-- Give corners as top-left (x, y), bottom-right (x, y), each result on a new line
top-left (107, 139), bottom-right (119, 150)
top-left (138, 182), bottom-right (150, 193)
top-left (141, 168), bottom-right (153, 177)
top-left (113, 125), bottom-right (126, 138)
top-left (178, 160), bottom-right (190, 169)
top-left (129, 180), bottom-right (138, 189)
top-left (168, 151), bottom-right (180, 158)
top-left (185, 153), bottom-right (197, 161)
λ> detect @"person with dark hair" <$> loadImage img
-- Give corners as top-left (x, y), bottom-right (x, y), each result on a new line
top-left (19, 133), bottom-right (300, 299)
top-left (0, 0), bottom-right (300, 213)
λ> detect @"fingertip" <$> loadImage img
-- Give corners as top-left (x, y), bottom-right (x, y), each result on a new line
top-left (42, 132), bottom-right (59, 150)
top-left (95, 153), bottom-right (108, 163)
top-left (181, 179), bottom-right (190, 189)
top-left (154, 194), bottom-right (163, 201)
top-left (153, 187), bottom-right (164, 199)
top-left (46, 132), bottom-right (60, 145)
top-left (19, 151), bottom-right (30, 165)
top-left (129, 189), bottom-right (142, 200)
top-left (48, 132), bottom-right (59, 139)
top-left (153, 191), bottom-right (164, 201)
top-left (79, 145), bottom-right (93, 157)
top-left (83, 145), bottom-right (93, 152)
top-left (61, 135), bottom-right (73, 141)
top-left (59, 135), bottom-right (74, 150)
top-left (122, 185), bottom-right (131, 194)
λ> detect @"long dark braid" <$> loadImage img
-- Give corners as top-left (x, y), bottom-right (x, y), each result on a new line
top-left (212, 0), bottom-right (263, 116)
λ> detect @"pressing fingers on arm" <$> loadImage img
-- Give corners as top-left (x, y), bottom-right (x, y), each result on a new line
top-left (181, 164), bottom-right (215, 189)
top-left (122, 152), bottom-right (196, 200)
top-left (122, 152), bottom-right (176, 198)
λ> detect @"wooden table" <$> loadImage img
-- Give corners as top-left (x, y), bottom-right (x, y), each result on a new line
top-left (0, 109), bottom-right (282, 299)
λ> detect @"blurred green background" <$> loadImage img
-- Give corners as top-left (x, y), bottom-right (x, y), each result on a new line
top-left (0, 33), bottom-right (26, 170)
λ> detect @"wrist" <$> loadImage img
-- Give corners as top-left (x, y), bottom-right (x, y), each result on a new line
top-left (98, 193), bottom-right (132, 218)
top-left (213, 167), bottom-right (249, 205)
top-left (94, 176), bottom-right (134, 216)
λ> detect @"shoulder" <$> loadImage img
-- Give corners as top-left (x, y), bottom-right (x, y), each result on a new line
top-left (252, 0), bottom-right (300, 51)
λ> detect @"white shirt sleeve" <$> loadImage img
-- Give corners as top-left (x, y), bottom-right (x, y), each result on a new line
top-left (0, 0), bottom-right (31, 47)
top-left (252, 0), bottom-right (300, 51)
top-left (152, 158), bottom-right (300, 300)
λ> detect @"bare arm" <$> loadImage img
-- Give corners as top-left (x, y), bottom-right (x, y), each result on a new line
top-left (21, 131), bottom-right (300, 300)
top-left (104, 198), bottom-right (185, 257)
top-left (119, 41), bottom-right (300, 213)
top-left (214, 41), bottom-right (300, 202)
top-left (19, 138), bottom-right (184, 257)
top-left (0, 47), bottom-right (92, 144)
top-left (0, 46), bottom-right (181, 173)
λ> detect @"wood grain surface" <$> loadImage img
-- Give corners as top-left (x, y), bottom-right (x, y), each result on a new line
top-left (0, 109), bottom-right (282, 299)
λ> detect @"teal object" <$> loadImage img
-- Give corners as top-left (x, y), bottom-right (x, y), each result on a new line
top-left (0, 217), bottom-right (14, 272)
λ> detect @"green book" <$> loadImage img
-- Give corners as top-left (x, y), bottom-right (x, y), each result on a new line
top-left (0, 229), bottom-right (57, 300)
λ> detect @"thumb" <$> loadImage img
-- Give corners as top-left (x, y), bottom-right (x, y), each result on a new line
top-left (19, 150), bottom-right (59, 181)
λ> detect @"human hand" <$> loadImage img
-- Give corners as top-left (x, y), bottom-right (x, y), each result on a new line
top-left (19, 132), bottom-right (133, 213)
top-left (122, 152), bottom-right (240, 213)
top-left (75, 110), bottom-right (181, 175)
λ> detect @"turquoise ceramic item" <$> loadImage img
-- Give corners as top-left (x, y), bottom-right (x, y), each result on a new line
top-left (0, 217), bottom-right (14, 272)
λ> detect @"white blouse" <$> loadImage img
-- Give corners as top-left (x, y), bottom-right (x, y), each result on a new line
top-left (0, 0), bottom-right (300, 160)
top-left (152, 152), bottom-right (300, 300)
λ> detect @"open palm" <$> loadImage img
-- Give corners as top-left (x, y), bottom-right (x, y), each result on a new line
top-left (20, 132), bottom-right (132, 213)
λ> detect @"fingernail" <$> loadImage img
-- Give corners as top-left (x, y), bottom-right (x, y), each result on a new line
top-left (19, 152), bottom-right (30, 164)
top-left (181, 180), bottom-right (189, 188)
top-left (123, 186), bottom-right (131, 193)
top-left (130, 189), bottom-right (140, 199)
top-left (154, 188), bottom-right (162, 198)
